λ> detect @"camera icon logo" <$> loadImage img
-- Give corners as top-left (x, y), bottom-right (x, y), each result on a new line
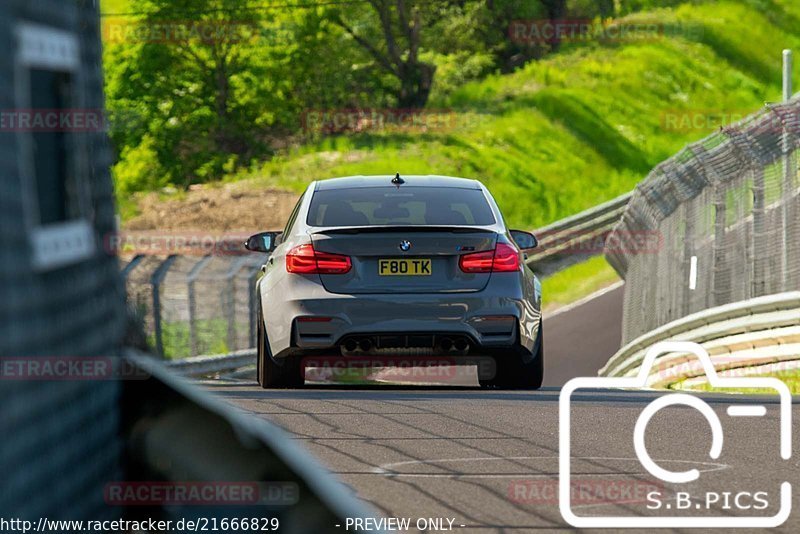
top-left (559, 341), bottom-right (792, 529)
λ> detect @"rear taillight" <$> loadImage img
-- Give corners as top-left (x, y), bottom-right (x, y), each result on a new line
top-left (459, 243), bottom-right (520, 273)
top-left (491, 243), bottom-right (521, 272)
top-left (458, 249), bottom-right (494, 273)
top-left (286, 244), bottom-right (352, 274)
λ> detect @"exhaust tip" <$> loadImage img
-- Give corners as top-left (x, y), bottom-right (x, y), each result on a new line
top-left (343, 339), bottom-right (358, 352)
top-left (439, 337), bottom-right (453, 351)
top-left (454, 338), bottom-right (468, 351)
top-left (358, 338), bottom-right (373, 352)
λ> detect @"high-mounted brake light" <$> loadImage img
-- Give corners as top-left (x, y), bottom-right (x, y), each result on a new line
top-left (459, 243), bottom-right (520, 273)
top-left (286, 244), bottom-right (351, 274)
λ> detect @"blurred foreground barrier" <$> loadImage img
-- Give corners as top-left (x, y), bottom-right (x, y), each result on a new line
top-left (599, 291), bottom-right (800, 388)
top-left (122, 350), bottom-right (378, 531)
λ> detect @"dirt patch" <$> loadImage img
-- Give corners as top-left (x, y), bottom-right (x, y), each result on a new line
top-left (124, 181), bottom-right (299, 232)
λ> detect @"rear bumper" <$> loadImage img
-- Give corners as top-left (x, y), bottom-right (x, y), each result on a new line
top-left (297, 320), bottom-right (516, 351)
top-left (262, 273), bottom-right (541, 358)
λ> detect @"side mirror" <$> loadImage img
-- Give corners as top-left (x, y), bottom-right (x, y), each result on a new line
top-left (510, 229), bottom-right (538, 250)
top-left (244, 231), bottom-right (282, 253)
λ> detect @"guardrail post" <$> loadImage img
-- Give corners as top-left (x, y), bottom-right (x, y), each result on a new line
top-left (121, 254), bottom-right (144, 280)
top-left (712, 185), bottom-right (729, 307)
top-left (151, 255), bottom-right (178, 358)
top-left (695, 145), bottom-right (731, 309)
top-left (751, 165), bottom-right (767, 298)
top-left (223, 256), bottom-right (250, 352)
top-left (682, 202), bottom-right (696, 316)
top-left (781, 49), bottom-right (793, 291)
top-left (726, 128), bottom-right (767, 298)
top-left (188, 256), bottom-right (214, 358)
top-left (248, 265), bottom-right (262, 348)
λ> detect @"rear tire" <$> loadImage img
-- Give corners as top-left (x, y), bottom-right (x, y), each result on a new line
top-left (257, 306), bottom-right (304, 389)
top-left (480, 323), bottom-right (543, 390)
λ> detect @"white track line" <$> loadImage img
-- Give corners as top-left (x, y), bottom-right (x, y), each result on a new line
top-left (545, 280), bottom-right (624, 320)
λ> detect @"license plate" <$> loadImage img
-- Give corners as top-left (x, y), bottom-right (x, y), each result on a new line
top-left (378, 258), bottom-right (432, 276)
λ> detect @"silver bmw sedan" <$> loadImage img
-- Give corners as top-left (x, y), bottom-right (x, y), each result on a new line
top-left (245, 174), bottom-right (543, 389)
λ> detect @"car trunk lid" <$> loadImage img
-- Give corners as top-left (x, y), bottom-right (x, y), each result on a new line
top-left (310, 226), bottom-right (496, 294)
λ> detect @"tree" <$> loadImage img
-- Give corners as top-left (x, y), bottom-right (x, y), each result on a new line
top-left (328, 0), bottom-right (441, 108)
top-left (539, 0), bottom-right (567, 51)
top-left (476, 0), bottom-right (549, 72)
top-left (597, 0), bottom-right (615, 18)
top-left (106, 0), bottom-right (293, 188)
top-left (280, 8), bottom-right (393, 112)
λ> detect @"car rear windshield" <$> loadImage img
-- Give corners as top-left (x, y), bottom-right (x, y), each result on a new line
top-left (307, 187), bottom-right (496, 227)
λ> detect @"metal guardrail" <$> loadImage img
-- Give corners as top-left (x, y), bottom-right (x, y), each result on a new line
top-left (599, 291), bottom-right (800, 388)
top-left (165, 348), bottom-right (256, 376)
top-left (526, 192), bottom-right (631, 276)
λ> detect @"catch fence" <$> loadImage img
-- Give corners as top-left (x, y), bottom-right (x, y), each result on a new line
top-left (122, 253), bottom-right (264, 359)
top-left (606, 97), bottom-right (800, 344)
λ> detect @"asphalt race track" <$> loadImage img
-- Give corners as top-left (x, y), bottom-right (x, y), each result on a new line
top-left (541, 283), bottom-right (624, 388)
top-left (205, 285), bottom-right (799, 532)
